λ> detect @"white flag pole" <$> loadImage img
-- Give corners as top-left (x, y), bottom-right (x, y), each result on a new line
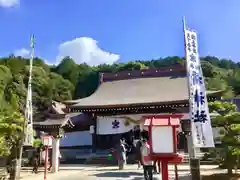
top-left (182, 17), bottom-right (197, 159)
top-left (16, 35), bottom-right (35, 180)
top-left (182, 17), bottom-right (201, 180)
top-left (24, 34), bottom-right (34, 146)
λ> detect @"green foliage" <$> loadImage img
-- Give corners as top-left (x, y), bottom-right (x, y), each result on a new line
top-left (0, 108), bottom-right (24, 156)
top-left (1, 55), bottom-right (240, 117)
top-left (33, 138), bottom-right (43, 149)
top-left (0, 56), bottom-right (74, 116)
top-left (0, 136), bottom-right (10, 156)
top-left (209, 101), bottom-right (240, 174)
top-left (0, 65), bottom-right (13, 102)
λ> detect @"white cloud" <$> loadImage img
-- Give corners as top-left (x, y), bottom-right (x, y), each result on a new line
top-left (14, 48), bottom-right (30, 58)
top-left (0, 0), bottom-right (19, 8)
top-left (56, 37), bottom-right (120, 66)
top-left (13, 48), bottom-right (53, 65)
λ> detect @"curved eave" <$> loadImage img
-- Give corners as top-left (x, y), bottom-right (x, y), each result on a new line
top-left (66, 89), bottom-right (223, 106)
top-left (71, 103), bottom-right (189, 113)
top-left (70, 96), bottom-right (217, 113)
top-left (72, 100), bottom-right (188, 109)
top-left (33, 118), bottom-right (75, 129)
top-left (34, 124), bottom-right (61, 129)
top-left (64, 99), bottom-right (82, 105)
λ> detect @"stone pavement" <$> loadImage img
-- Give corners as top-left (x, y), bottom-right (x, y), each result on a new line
top-left (20, 164), bottom-right (220, 180)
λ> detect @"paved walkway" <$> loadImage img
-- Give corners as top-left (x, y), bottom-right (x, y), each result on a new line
top-left (20, 164), bottom-right (221, 180)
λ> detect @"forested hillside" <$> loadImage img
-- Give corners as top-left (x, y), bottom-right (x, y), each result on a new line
top-left (0, 55), bottom-right (240, 116)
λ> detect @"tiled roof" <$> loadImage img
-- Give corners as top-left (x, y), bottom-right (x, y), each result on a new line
top-left (67, 66), bottom-right (222, 109)
top-left (71, 72), bottom-right (188, 108)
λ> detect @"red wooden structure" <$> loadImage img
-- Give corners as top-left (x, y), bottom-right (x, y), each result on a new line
top-left (41, 136), bottom-right (53, 180)
top-left (142, 114), bottom-right (184, 180)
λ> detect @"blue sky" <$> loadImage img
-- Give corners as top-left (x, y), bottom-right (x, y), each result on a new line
top-left (0, 0), bottom-right (240, 65)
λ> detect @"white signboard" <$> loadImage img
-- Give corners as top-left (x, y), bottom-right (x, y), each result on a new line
top-left (184, 28), bottom-right (215, 148)
top-left (97, 117), bottom-right (134, 135)
top-left (152, 126), bottom-right (174, 153)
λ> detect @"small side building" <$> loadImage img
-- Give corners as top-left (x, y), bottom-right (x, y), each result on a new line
top-left (33, 101), bottom-right (93, 163)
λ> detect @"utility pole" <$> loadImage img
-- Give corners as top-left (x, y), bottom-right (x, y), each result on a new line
top-left (182, 17), bottom-right (201, 180)
top-left (15, 35), bottom-right (35, 180)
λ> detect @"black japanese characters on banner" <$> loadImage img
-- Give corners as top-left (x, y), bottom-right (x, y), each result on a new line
top-left (191, 34), bottom-right (197, 54)
top-left (191, 71), bottom-right (203, 85)
top-left (193, 110), bottom-right (207, 123)
top-left (195, 125), bottom-right (201, 144)
top-left (186, 33), bottom-right (191, 52)
top-left (190, 54), bottom-right (196, 62)
top-left (194, 89), bottom-right (205, 108)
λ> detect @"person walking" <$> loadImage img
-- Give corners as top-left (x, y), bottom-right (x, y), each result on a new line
top-left (116, 139), bottom-right (127, 170)
top-left (153, 160), bottom-right (161, 173)
top-left (140, 139), bottom-right (153, 180)
top-left (32, 155), bottom-right (39, 174)
top-left (135, 138), bottom-right (143, 169)
top-left (47, 151), bottom-right (52, 171)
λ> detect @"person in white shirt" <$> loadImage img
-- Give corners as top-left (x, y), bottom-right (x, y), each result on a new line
top-left (140, 139), bottom-right (153, 180)
top-left (116, 139), bottom-right (127, 170)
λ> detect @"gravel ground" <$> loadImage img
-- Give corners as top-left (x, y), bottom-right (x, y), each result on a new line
top-left (20, 164), bottom-right (228, 180)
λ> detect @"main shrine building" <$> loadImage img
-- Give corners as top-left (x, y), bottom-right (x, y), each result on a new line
top-left (63, 64), bottom-right (222, 154)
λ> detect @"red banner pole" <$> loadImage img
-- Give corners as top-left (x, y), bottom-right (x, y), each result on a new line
top-left (44, 146), bottom-right (48, 180)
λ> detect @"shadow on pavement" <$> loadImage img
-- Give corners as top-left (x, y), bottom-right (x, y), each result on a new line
top-left (179, 175), bottom-right (191, 180)
top-left (129, 174), bottom-right (190, 180)
top-left (88, 168), bottom-right (119, 172)
top-left (130, 177), bottom-right (160, 180)
top-left (94, 171), bottom-right (143, 178)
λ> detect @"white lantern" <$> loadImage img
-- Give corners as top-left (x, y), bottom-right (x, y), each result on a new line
top-left (41, 136), bottom-right (53, 147)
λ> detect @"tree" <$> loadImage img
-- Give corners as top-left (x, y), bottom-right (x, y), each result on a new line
top-left (3, 54), bottom-right (240, 114)
top-left (0, 108), bottom-right (24, 179)
top-left (33, 138), bottom-right (44, 155)
top-left (209, 101), bottom-right (240, 175)
top-left (53, 56), bottom-right (79, 85)
top-left (33, 138), bottom-right (43, 149)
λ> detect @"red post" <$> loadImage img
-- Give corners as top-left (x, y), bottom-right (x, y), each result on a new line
top-left (44, 146), bottom-right (48, 180)
top-left (161, 161), bottom-right (169, 180)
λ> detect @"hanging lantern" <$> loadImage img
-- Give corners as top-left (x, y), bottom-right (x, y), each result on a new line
top-left (56, 127), bottom-right (64, 139)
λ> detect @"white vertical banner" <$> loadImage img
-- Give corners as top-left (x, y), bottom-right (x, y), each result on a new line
top-left (24, 88), bottom-right (34, 146)
top-left (24, 125), bottom-right (34, 146)
top-left (184, 28), bottom-right (215, 148)
top-left (23, 35), bottom-right (35, 146)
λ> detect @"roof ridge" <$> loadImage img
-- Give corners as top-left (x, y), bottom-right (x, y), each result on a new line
top-left (101, 64), bottom-right (186, 82)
